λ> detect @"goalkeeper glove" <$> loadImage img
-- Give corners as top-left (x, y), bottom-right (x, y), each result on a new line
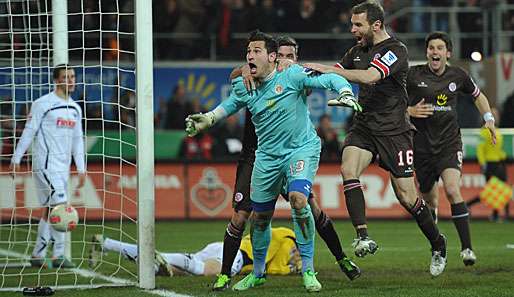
top-left (185, 112), bottom-right (215, 137)
top-left (327, 90), bottom-right (362, 112)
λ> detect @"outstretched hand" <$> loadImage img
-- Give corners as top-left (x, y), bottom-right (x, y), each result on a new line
top-left (407, 99), bottom-right (434, 118)
top-left (484, 120), bottom-right (497, 145)
top-left (327, 91), bottom-right (362, 112)
top-left (303, 63), bottom-right (335, 74)
top-left (185, 113), bottom-right (214, 137)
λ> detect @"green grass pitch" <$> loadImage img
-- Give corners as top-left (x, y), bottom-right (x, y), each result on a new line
top-left (0, 220), bottom-right (513, 297)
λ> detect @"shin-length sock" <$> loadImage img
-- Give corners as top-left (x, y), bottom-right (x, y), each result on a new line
top-left (343, 179), bottom-right (368, 238)
top-left (103, 237), bottom-right (139, 261)
top-left (410, 198), bottom-right (443, 249)
top-left (220, 222), bottom-right (245, 276)
top-left (32, 219), bottom-right (51, 258)
top-left (250, 217), bottom-right (271, 277)
top-left (292, 204), bottom-right (316, 273)
top-left (161, 253), bottom-right (205, 275)
top-left (451, 202), bottom-right (472, 250)
top-left (49, 225), bottom-right (65, 258)
top-left (315, 210), bottom-right (346, 261)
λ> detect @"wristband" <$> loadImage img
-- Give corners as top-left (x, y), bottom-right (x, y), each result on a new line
top-left (483, 112), bottom-right (494, 122)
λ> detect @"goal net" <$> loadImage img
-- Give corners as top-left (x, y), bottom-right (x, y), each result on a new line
top-left (0, 0), bottom-right (154, 291)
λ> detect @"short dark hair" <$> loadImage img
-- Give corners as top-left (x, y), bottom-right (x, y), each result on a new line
top-left (352, 1), bottom-right (385, 29)
top-left (247, 30), bottom-right (278, 54)
top-left (276, 35), bottom-right (299, 56)
top-left (425, 31), bottom-right (453, 52)
top-left (53, 64), bottom-right (71, 79)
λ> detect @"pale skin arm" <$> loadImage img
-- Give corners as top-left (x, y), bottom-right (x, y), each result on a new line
top-left (474, 93), bottom-right (496, 144)
top-left (303, 63), bottom-right (381, 84)
top-left (407, 99), bottom-right (434, 118)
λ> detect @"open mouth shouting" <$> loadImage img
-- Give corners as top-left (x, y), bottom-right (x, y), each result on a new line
top-left (248, 63), bottom-right (257, 75)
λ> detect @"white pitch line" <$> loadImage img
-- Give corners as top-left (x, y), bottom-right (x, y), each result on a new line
top-left (0, 247), bottom-right (195, 297)
top-left (145, 289), bottom-right (195, 297)
top-left (0, 247), bottom-right (133, 286)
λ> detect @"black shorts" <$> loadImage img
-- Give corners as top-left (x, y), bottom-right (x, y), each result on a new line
top-left (344, 128), bottom-right (414, 178)
top-left (414, 150), bottom-right (463, 193)
top-left (485, 161), bottom-right (507, 182)
top-left (232, 109), bottom-right (257, 212)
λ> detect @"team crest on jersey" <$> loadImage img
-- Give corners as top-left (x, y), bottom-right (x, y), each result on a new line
top-left (275, 84), bottom-right (283, 94)
top-left (234, 192), bottom-right (243, 202)
top-left (191, 168), bottom-right (231, 216)
top-left (448, 82), bottom-right (457, 92)
top-left (380, 50), bottom-right (398, 66)
top-left (374, 53), bottom-right (381, 60)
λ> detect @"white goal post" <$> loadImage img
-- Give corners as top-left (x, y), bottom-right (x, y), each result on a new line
top-left (0, 0), bottom-right (154, 291)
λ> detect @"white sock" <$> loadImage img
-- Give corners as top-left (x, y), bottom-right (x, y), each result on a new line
top-left (32, 219), bottom-right (51, 258)
top-left (161, 253), bottom-right (205, 275)
top-left (103, 238), bottom-right (138, 261)
top-left (50, 225), bottom-right (65, 258)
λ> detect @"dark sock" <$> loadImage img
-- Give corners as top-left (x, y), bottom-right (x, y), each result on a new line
top-left (221, 222), bottom-right (245, 276)
top-left (466, 196), bottom-right (480, 207)
top-left (429, 207), bottom-right (437, 222)
top-left (356, 227), bottom-right (368, 239)
top-left (451, 202), bottom-right (472, 250)
top-left (410, 198), bottom-right (441, 249)
top-left (315, 210), bottom-right (346, 261)
top-left (343, 179), bottom-right (367, 237)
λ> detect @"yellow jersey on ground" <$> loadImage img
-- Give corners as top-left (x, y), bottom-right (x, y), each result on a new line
top-left (239, 227), bottom-right (300, 275)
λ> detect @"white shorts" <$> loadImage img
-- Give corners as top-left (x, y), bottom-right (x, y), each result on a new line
top-left (34, 169), bottom-right (69, 206)
top-left (193, 242), bottom-right (244, 276)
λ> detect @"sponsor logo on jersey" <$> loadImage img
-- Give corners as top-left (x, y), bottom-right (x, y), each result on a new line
top-left (434, 94), bottom-right (452, 111)
top-left (380, 50), bottom-right (398, 66)
top-left (448, 82), bottom-right (457, 92)
top-left (275, 84), bottom-right (283, 94)
top-left (417, 81), bottom-right (428, 88)
top-left (56, 118), bottom-right (76, 128)
top-left (266, 99), bottom-right (277, 109)
top-left (191, 168), bottom-right (231, 216)
top-left (436, 93), bottom-right (448, 106)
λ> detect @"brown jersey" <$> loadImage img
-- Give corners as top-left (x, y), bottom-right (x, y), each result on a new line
top-left (407, 64), bottom-right (480, 155)
top-left (337, 37), bottom-right (412, 135)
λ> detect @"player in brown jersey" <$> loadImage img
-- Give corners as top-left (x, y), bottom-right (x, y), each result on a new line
top-left (407, 31), bottom-right (496, 266)
top-left (212, 36), bottom-right (360, 291)
top-left (304, 1), bottom-right (447, 276)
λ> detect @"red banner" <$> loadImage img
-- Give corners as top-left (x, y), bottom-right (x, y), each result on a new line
top-left (1, 163), bottom-right (512, 220)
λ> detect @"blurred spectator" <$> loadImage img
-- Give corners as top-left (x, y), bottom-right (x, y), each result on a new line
top-left (212, 113), bottom-right (243, 158)
top-left (330, 9), bottom-right (353, 58)
top-left (120, 90), bottom-right (136, 129)
top-left (171, 0), bottom-right (206, 59)
top-left (155, 96), bottom-right (169, 129)
top-left (500, 91), bottom-right (514, 128)
top-left (317, 114), bottom-right (340, 161)
top-left (85, 102), bottom-right (104, 131)
top-left (179, 132), bottom-right (214, 160)
top-left (247, 0), bottom-right (281, 33)
top-left (166, 84), bottom-right (193, 129)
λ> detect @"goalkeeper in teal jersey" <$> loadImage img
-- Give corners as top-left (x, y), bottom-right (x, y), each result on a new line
top-left (185, 30), bottom-right (360, 293)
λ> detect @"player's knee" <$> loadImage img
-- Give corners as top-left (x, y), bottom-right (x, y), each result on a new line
top-left (444, 185), bottom-right (462, 203)
top-left (341, 164), bottom-right (357, 180)
top-left (252, 212), bottom-right (272, 231)
top-left (289, 193), bottom-right (308, 210)
top-left (231, 210), bottom-right (250, 229)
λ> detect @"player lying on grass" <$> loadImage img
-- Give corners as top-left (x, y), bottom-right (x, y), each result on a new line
top-left (88, 227), bottom-right (302, 277)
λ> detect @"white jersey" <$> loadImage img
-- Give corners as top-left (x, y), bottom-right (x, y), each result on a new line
top-left (11, 91), bottom-right (85, 174)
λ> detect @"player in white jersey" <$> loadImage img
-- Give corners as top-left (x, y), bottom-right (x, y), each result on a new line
top-left (10, 65), bottom-right (85, 268)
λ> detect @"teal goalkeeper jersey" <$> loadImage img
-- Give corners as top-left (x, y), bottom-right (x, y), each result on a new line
top-left (220, 64), bottom-right (352, 157)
